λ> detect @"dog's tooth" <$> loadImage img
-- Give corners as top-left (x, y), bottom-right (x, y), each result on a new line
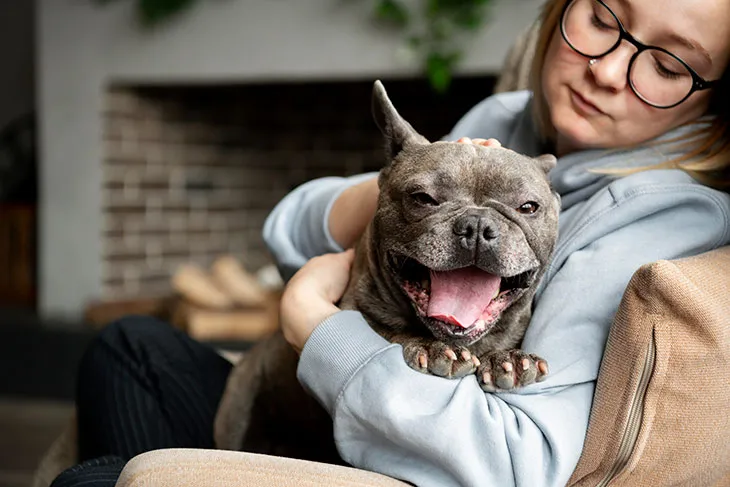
top-left (475, 319), bottom-right (486, 330)
top-left (493, 288), bottom-right (500, 300)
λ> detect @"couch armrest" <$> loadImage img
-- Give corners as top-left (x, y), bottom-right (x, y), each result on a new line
top-left (116, 449), bottom-right (410, 487)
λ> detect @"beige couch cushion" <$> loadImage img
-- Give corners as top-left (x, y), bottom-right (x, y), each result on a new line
top-left (116, 448), bottom-right (410, 487)
top-left (568, 247), bottom-right (730, 486)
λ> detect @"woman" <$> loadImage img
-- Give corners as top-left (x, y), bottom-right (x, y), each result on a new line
top-left (53, 0), bottom-right (730, 486)
top-left (264, 0), bottom-right (730, 485)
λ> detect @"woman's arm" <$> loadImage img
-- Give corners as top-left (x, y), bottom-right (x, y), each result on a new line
top-left (263, 173), bottom-right (377, 281)
top-left (327, 177), bottom-right (379, 250)
top-left (297, 311), bottom-right (589, 487)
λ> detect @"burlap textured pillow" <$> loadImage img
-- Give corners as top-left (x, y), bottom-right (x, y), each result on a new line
top-left (568, 247), bottom-right (730, 487)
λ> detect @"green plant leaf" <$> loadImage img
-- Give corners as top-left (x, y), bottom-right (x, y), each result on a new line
top-left (138, 0), bottom-right (197, 26)
top-left (374, 0), bottom-right (409, 26)
top-left (408, 35), bottom-right (423, 49)
top-left (452, 8), bottom-right (484, 30)
top-left (426, 52), bottom-right (459, 93)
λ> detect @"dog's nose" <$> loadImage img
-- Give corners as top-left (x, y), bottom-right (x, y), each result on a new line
top-left (454, 212), bottom-right (499, 250)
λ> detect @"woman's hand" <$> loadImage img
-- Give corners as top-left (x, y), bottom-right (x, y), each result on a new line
top-left (456, 137), bottom-right (502, 147)
top-left (280, 249), bottom-right (356, 353)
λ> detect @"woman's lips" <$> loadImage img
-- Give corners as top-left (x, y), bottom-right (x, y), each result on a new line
top-left (570, 89), bottom-right (605, 117)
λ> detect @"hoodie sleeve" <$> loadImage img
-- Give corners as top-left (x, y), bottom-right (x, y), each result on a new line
top-left (298, 312), bottom-right (590, 487)
top-left (296, 176), bottom-right (730, 487)
top-left (262, 173), bottom-right (377, 281)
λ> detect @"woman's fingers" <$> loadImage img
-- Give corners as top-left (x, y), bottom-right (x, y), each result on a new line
top-left (456, 137), bottom-right (501, 147)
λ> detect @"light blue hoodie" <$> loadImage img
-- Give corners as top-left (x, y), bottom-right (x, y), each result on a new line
top-left (262, 90), bottom-right (730, 487)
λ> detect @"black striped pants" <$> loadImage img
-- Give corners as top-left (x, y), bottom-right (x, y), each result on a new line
top-left (51, 316), bottom-right (233, 487)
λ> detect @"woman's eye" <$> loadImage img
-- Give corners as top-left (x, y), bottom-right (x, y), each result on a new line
top-left (411, 192), bottom-right (439, 206)
top-left (652, 59), bottom-right (685, 80)
top-left (590, 13), bottom-right (614, 31)
top-left (517, 202), bottom-right (539, 214)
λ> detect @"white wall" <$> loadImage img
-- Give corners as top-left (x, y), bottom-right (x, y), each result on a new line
top-left (0, 1), bottom-right (34, 130)
top-left (39, 0), bottom-right (543, 320)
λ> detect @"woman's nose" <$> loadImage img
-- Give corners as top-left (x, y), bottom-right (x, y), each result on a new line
top-left (590, 43), bottom-right (634, 92)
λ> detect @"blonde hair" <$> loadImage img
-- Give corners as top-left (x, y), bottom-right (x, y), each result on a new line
top-left (528, 0), bottom-right (730, 189)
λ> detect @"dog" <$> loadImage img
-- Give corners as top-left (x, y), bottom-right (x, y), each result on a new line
top-left (214, 80), bottom-right (561, 464)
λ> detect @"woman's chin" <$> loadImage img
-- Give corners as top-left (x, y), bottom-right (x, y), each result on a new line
top-left (552, 109), bottom-right (605, 153)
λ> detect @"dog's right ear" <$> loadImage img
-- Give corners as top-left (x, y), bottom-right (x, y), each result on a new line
top-left (372, 80), bottom-right (428, 160)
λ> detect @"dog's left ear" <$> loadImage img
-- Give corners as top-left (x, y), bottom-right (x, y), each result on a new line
top-left (534, 154), bottom-right (557, 174)
top-left (372, 80), bottom-right (428, 161)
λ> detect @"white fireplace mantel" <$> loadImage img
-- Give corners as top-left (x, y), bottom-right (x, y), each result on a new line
top-left (39, 0), bottom-right (544, 319)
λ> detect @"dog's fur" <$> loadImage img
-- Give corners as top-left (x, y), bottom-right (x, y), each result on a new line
top-left (214, 81), bottom-right (560, 464)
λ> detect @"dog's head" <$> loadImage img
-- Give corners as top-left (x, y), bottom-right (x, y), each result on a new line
top-left (370, 81), bottom-right (560, 347)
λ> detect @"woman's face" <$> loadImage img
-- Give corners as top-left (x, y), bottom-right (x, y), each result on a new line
top-left (543, 0), bottom-right (730, 154)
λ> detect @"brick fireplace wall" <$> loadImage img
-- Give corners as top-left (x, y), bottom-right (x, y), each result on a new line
top-left (100, 77), bottom-right (496, 300)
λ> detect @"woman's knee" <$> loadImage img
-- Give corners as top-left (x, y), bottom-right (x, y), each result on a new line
top-left (98, 315), bottom-right (174, 349)
top-left (76, 316), bottom-right (177, 389)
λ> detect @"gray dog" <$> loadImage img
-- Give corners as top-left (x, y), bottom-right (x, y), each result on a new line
top-left (214, 80), bottom-right (561, 464)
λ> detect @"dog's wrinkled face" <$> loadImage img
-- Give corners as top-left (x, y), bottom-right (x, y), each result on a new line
top-left (371, 81), bottom-right (560, 346)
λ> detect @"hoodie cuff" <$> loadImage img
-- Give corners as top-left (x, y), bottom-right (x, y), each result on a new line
top-left (297, 310), bottom-right (392, 414)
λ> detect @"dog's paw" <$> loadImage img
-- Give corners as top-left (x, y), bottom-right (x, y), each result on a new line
top-left (476, 349), bottom-right (548, 392)
top-left (402, 340), bottom-right (479, 379)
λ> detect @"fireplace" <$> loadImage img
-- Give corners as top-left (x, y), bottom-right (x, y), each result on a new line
top-left (99, 77), bottom-right (496, 300)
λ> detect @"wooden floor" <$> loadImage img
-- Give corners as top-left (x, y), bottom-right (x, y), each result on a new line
top-left (0, 398), bottom-right (73, 487)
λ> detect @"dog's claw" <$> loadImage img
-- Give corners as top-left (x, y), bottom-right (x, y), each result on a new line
top-left (502, 362), bottom-right (513, 373)
top-left (445, 349), bottom-right (458, 361)
top-left (472, 356), bottom-right (481, 367)
top-left (418, 353), bottom-right (428, 369)
top-left (480, 371), bottom-right (496, 392)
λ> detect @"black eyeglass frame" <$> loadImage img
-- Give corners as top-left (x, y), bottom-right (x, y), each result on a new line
top-left (560, 0), bottom-right (718, 109)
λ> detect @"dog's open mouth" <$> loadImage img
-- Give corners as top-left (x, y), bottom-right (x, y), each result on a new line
top-left (388, 252), bottom-right (535, 341)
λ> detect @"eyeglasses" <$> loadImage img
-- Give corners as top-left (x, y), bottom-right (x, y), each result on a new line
top-left (560, 0), bottom-right (718, 109)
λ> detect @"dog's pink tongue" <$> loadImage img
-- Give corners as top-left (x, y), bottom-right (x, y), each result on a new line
top-left (427, 267), bottom-right (500, 328)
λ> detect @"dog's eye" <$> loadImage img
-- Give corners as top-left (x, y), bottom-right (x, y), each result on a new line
top-left (411, 192), bottom-right (439, 206)
top-left (517, 201), bottom-right (539, 214)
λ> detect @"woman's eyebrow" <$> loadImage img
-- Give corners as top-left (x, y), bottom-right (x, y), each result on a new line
top-left (668, 33), bottom-right (713, 66)
top-left (616, 0), bottom-right (712, 66)
top-left (614, 0), bottom-right (713, 67)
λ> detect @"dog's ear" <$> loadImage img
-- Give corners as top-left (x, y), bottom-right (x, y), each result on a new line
top-left (372, 80), bottom-right (428, 160)
top-left (534, 154), bottom-right (557, 174)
